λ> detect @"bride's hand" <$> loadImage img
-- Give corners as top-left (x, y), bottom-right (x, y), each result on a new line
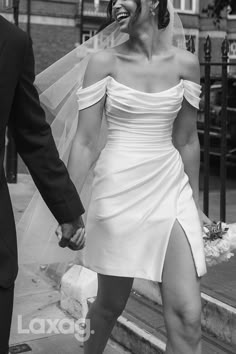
top-left (67, 227), bottom-right (86, 251)
top-left (56, 217), bottom-right (86, 251)
top-left (197, 207), bottom-right (213, 227)
top-left (56, 226), bottom-right (86, 250)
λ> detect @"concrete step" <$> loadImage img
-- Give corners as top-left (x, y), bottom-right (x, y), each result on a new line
top-left (201, 292), bottom-right (236, 347)
top-left (128, 277), bottom-right (236, 348)
top-left (107, 292), bottom-right (236, 354)
top-left (43, 263), bottom-right (236, 350)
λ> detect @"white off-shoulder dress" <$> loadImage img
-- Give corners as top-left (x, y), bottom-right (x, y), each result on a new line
top-left (77, 76), bottom-right (207, 282)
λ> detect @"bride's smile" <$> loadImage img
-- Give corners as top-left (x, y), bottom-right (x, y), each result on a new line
top-left (112, 0), bottom-right (159, 32)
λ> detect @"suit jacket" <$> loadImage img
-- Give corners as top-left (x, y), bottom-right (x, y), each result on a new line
top-left (0, 15), bottom-right (84, 288)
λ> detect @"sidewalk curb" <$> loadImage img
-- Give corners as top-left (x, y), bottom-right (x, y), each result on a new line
top-left (112, 315), bottom-right (165, 354)
top-left (86, 296), bottom-right (236, 354)
top-left (88, 298), bottom-right (166, 354)
top-left (59, 266), bottom-right (236, 349)
top-left (201, 293), bottom-right (236, 347)
top-left (132, 278), bottom-right (236, 347)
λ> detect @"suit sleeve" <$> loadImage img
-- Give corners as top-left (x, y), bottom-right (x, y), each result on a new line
top-left (9, 35), bottom-right (85, 223)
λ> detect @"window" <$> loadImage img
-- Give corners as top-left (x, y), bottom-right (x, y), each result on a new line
top-left (173, 0), bottom-right (196, 12)
top-left (229, 2), bottom-right (236, 15)
top-left (185, 34), bottom-right (198, 53)
top-left (229, 40), bottom-right (236, 58)
top-left (229, 40), bottom-right (236, 76)
top-left (78, 28), bottom-right (117, 53)
top-left (82, 30), bottom-right (97, 43)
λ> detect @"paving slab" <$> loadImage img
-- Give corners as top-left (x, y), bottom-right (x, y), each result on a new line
top-left (9, 263), bottom-right (130, 353)
top-left (10, 263), bottom-right (63, 345)
top-left (9, 335), bottom-right (130, 354)
top-left (201, 256), bottom-right (236, 307)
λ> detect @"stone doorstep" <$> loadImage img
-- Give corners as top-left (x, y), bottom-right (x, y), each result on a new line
top-left (201, 293), bottom-right (236, 347)
top-left (59, 266), bottom-right (236, 351)
top-left (133, 278), bottom-right (236, 348)
top-left (111, 314), bottom-right (166, 354)
top-left (84, 296), bottom-right (166, 354)
top-left (87, 295), bottom-right (236, 354)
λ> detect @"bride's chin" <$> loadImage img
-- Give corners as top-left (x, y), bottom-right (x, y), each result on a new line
top-left (116, 18), bottom-right (131, 33)
top-left (119, 27), bottom-right (129, 33)
top-left (118, 22), bottom-right (130, 33)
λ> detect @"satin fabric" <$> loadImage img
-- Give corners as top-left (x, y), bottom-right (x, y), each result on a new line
top-left (77, 76), bottom-right (207, 282)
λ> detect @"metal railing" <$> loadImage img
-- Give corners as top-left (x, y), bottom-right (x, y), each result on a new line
top-left (188, 35), bottom-right (236, 222)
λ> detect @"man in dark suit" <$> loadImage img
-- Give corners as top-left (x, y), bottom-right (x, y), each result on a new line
top-left (0, 14), bottom-right (85, 354)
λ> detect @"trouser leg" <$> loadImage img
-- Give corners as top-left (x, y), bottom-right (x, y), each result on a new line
top-left (0, 284), bottom-right (14, 354)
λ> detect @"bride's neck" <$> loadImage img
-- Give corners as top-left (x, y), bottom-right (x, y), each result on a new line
top-left (128, 24), bottom-right (164, 61)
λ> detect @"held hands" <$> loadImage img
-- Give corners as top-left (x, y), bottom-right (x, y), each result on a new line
top-left (56, 216), bottom-right (86, 251)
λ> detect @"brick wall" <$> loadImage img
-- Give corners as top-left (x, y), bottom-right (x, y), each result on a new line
top-left (19, 22), bottom-right (79, 74)
top-left (19, 0), bottom-right (78, 18)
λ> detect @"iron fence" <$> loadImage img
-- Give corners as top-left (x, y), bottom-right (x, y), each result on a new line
top-left (188, 35), bottom-right (236, 222)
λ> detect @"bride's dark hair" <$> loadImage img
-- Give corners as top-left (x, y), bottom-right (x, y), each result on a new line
top-left (107, 0), bottom-right (170, 30)
top-left (158, 0), bottom-right (170, 29)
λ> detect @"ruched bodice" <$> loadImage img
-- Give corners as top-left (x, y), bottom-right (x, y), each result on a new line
top-left (78, 76), bottom-right (201, 151)
top-left (77, 76), bottom-right (206, 282)
top-left (77, 75), bottom-right (201, 109)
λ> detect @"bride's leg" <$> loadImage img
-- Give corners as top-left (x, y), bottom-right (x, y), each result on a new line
top-left (160, 220), bottom-right (202, 354)
top-left (84, 274), bottom-right (134, 354)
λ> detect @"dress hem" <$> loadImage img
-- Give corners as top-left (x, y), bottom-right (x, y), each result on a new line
top-left (82, 263), bottom-right (205, 283)
top-left (82, 263), bottom-right (162, 283)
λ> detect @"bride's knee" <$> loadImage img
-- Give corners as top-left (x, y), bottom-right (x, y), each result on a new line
top-left (181, 307), bottom-right (201, 341)
top-left (166, 302), bottom-right (202, 344)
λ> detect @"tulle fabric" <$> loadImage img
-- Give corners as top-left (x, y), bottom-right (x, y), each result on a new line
top-left (17, 22), bottom-right (126, 266)
top-left (17, 0), bottom-right (187, 268)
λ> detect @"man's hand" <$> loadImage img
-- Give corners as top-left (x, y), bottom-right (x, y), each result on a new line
top-left (56, 216), bottom-right (86, 251)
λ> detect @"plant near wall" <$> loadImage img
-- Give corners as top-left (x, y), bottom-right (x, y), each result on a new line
top-left (203, 0), bottom-right (233, 26)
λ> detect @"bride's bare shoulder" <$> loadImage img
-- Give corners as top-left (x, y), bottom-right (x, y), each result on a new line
top-left (89, 49), bottom-right (116, 66)
top-left (173, 46), bottom-right (200, 83)
top-left (83, 49), bottom-right (117, 86)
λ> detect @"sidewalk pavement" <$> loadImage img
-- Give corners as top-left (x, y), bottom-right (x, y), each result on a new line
top-left (10, 335), bottom-right (129, 354)
top-left (9, 262), bottom-right (129, 353)
top-left (8, 174), bottom-right (131, 353)
top-left (7, 173), bottom-right (236, 349)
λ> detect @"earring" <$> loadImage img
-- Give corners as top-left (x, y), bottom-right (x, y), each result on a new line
top-left (150, 1), bottom-right (159, 16)
top-left (150, 7), bottom-right (156, 16)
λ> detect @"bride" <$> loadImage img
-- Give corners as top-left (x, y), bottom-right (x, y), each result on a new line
top-left (58, 0), bottom-right (211, 353)
top-left (19, 0), bottom-right (212, 353)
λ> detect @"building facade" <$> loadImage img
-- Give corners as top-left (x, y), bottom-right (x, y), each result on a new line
top-left (0, 0), bottom-right (236, 76)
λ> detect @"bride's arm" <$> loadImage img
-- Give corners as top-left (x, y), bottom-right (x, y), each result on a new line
top-left (67, 100), bottom-right (104, 192)
top-left (172, 50), bottom-right (212, 225)
top-left (67, 50), bottom-right (113, 193)
top-left (172, 98), bottom-right (201, 208)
